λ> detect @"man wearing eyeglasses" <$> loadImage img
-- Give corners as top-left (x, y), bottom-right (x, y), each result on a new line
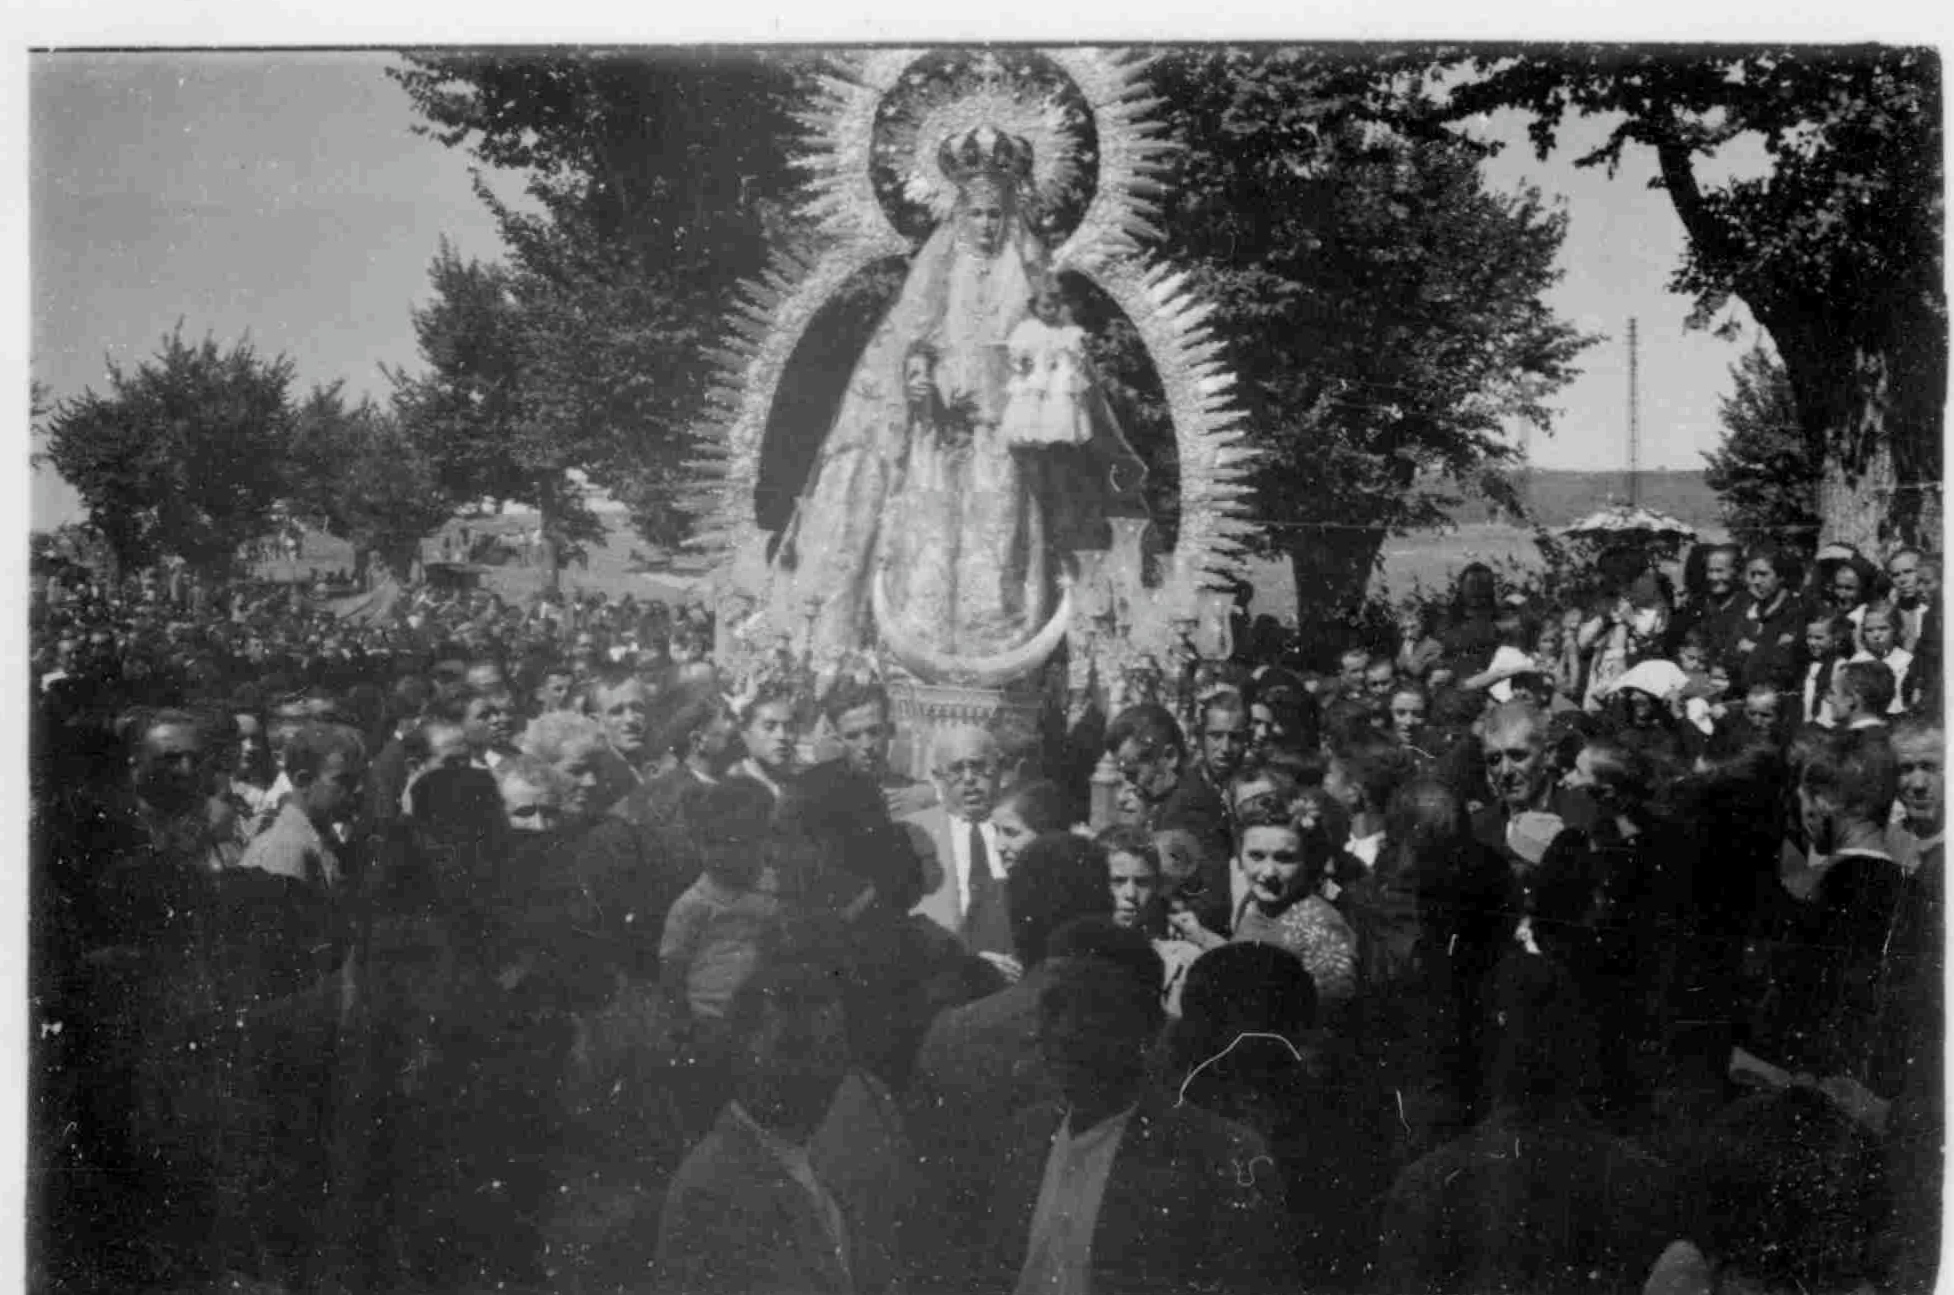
top-left (905, 725), bottom-right (1017, 966)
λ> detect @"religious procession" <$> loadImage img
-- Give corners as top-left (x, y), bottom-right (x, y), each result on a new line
top-left (27, 41), bottom-right (1946, 1295)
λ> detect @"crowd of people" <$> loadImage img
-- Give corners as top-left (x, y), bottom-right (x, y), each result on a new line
top-left (25, 535), bottom-right (1945, 1295)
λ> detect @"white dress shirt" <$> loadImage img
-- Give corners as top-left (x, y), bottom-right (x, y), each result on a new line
top-left (1803, 660), bottom-right (1838, 727)
top-left (1014, 1105), bottom-right (1138, 1295)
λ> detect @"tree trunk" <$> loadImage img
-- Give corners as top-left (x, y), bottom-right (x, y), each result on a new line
top-left (1779, 330), bottom-right (1943, 555)
top-left (1286, 524), bottom-right (1389, 667)
top-left (1816, 436), bottom-right (1897, 554)
top-left (537, 475), bottom-right (562, 592)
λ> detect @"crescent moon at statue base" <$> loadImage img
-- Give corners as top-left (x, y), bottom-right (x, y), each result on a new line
top-left (872, 568), bottom-right (1072, 688)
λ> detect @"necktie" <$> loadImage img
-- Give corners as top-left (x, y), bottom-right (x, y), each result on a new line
top-left (964, 821), bottom-right (1009, 955)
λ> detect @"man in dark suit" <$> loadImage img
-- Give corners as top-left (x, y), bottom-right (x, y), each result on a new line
top-left (1468, 701), bottom-right (1561, 874)
top-left (905, 837), bottom-right (1115, 1250)
top-left (655, 939), bottom-right (900, 1295)
top-left (913, 918), bottom-right (1289, 1294)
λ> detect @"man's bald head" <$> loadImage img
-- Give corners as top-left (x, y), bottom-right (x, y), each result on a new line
top-left (931, 724), bottom-right (1003, 821)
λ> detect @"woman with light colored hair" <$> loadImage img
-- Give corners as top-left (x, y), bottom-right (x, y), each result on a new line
top-left (493, 755), bottom-right (572, 833)
top-left (517, 711), bottom-right (616, 823)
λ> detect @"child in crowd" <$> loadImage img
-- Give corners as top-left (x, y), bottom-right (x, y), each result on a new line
top-left (1801, 613), bottom-right (1853, 727)
top-left (1675, 627), bottom-right (1714, 691)
top-left (1850, 601), bottom-right (1911, 714)
top-left (1394, 603), bottom-right (1445, 682)
top-left (1000, 278), bottom-right (1093, 449)
top-left (1533, 614), bottom-right (1580, 706)
top-left (658, 778), bottom-right (784, 1028)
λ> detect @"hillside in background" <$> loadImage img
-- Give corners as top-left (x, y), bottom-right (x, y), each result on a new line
top-left (1497, 468), bottom-right (1723, 532)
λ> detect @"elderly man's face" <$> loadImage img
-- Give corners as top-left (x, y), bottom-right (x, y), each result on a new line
top-left (934, 732), bottom-right (1002, 821)
top-left (1896, 734), bottom-right (1945, 831)
top-left (1482, 717), bottom-right (1547, 812)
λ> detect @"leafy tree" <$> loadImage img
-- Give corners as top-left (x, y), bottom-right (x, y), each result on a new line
top-left (390, 51), bottom-right (806, 553)
top-left (1703, 342), bottom-right (1820, 556)
top-left (1091, 48), bottom-right (1592, 653)
top-left (388, 241), bottom-right (611, 585)
top-left (1439, 45), bottom-right (1945, 553)
top-left (41, 328), bottom-right (294, 579)
top-left (282, 382), bottom-right (458, 584)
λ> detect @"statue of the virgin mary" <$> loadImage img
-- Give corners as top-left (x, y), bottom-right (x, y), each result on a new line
top-left (770, 124), bottom-right (1147, 675)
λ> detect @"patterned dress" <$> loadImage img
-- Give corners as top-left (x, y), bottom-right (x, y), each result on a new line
top-left (1232, 894), bottom-right (1360, 1004)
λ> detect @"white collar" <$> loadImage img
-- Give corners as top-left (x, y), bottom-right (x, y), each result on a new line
top-left (1058, 1102), bottom-right (1140, 1149)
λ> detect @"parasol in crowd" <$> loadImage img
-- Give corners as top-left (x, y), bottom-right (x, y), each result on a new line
top-left (1558, 503), bottom-right (1699, 545)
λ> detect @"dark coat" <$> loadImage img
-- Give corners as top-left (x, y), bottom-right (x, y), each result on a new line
top-left (1378, 1104), bottom-right (1677, 1295)
top-left (655, 1095), bottom-right (897, 1295)
top-left (1729, 590), bottom-right (1810, 692)
top-left (917, 1089), bottom-right (1290, 1295)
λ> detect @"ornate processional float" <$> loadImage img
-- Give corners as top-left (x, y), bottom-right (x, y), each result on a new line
top-left (688, 48), bottom-right (1260, 777)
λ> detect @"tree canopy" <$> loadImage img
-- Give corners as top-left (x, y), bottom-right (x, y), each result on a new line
top-left (1703, 343), bottom-right (1819, 557)
top-left (389, 51), bottom-right (806, 553)
top-left (282, 382), bottom-right (457, 582)
top-left (41, 329), bottom-right (295, 578)
top-left (1437, 44), bottom-right (1944, 551)
top-left (1099, 48), bottom-right (1593, 643)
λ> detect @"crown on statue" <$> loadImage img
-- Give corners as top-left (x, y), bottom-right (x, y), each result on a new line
top-left (937, 125), bottom-right (1034, 187)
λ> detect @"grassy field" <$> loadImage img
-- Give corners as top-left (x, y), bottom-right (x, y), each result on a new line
top-left (269, 468), bottom-right (1726, 621)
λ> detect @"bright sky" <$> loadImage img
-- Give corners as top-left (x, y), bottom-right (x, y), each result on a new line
top-left (28, 46), bottom-right (1777, 528)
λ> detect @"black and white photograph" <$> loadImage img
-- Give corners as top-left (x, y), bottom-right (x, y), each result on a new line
top-left (20, 17), bottom-right (1948, 1294)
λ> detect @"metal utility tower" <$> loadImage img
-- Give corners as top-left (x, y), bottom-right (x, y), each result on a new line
top-left (1626, 317), bottom-right (1641, 506)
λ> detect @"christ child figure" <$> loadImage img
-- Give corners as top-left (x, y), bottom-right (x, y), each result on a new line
top-left (998, 278), bottom-right (1093, 449)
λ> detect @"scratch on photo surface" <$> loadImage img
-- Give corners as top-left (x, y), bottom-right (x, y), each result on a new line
top-left (1174, 1031), bottom-right (1303, 1107)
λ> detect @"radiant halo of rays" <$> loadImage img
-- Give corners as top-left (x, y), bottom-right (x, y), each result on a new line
top-left (686, 46), bottom-right (1260, 624)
